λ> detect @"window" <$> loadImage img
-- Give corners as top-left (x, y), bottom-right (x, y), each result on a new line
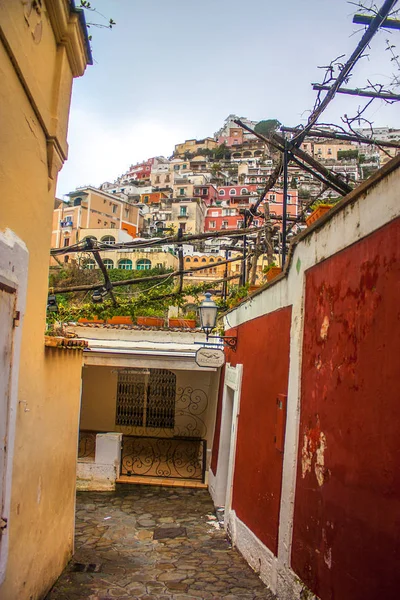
top-left (182, 164), bottom-right (187, 170)
top-left (104, 259), bottom-right (114, 269)
top-left (144, 196), bottom-right (149, 203)
top-left (241, 188), bottom-right (248, 194)
top-left (112, 204), bottom-right (117, 214)
top-left (222, 221), bottom-right (228, 229)
top-left (116, 368), bottom-right (176, 429)
top-left (180, 206), bottom-right (187, 216)
top-left (201, 258), bottom-right (207, 263)
top-left (174, 165), bottom-right (180, 171)
top-left (118, 259), bottom-right (133, 270)
top-left (155, 176), bottom-right (160, 183)
top-left (237, 219), bottom-right (244, 228)
top-left (110, 222), bottom-right (116, 229)
top-left (179, 223), bottom-right (186, 232)
top-left (193, 257), bottom-right (199, 263)
top-left (85, 259), bottom-right (96, 270)
top-left (209, 257), bottom-right (215, 263)
top-left (63, 237), bottom-right (70, 247)
top-left (101, 236), bottom-right (116, 245)
top-left (327, 148), bottom-right (332, 155)
top-left (179, 188), bottom-right (185, 196)
top-left (202, 188), bottom-right (208, 195)
top-left (125, 208), bottom-right (129, 218)
top-left (165, 175), bottom-right (170, 182)
top-left (185, 257), bottom-right (191, 262)
top-left (209, 221), bottom-right (216, 228)
top-left (229, 189), bottom-right (236, 196)
top-left (73, 197), bottom-right (82, 206)
top-left (254, 219), bottom-right (259, 226)
top-left (269, 194), bottom-right (276, 202)
top-left (219, 189), bottom-right (225, 196)
top-left (136, 259), bottom-right (151, 270)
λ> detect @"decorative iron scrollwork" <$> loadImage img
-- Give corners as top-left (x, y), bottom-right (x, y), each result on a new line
top-left (174, 387), bottom-right (208, 438)
top-left (121, 436), bottom-right (206, 482)
top-left (78, 430), bottom-right (96, 460)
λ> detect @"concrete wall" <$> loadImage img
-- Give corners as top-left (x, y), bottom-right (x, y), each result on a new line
top-left (210, 156), bottom-right (400, 600)
top-left (0, 2), bottom-right (88, 598)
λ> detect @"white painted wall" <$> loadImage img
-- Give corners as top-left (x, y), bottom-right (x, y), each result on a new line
top-left (217, 160), bottom-right (400, 599)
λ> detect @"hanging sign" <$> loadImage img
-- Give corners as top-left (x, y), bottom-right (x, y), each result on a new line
top-left (195, 347), bottom-right (225, 368)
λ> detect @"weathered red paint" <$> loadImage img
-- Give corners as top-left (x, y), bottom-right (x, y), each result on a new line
top-left (292, 217), bottom-right (400, 600)
top-left (225, 307), bottom-right (292, 554)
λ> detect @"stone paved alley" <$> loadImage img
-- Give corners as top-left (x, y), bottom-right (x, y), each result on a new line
top-left (46, 485), bottom-right (275, 600)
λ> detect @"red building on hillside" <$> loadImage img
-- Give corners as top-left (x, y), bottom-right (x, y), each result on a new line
top-left (127, 158), bottom-right (155, 181)
top-left (193, 184), bottom-right (219, 206)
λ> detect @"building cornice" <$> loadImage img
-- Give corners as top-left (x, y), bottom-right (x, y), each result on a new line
top-left (45, 0), bottom-right (92, 76)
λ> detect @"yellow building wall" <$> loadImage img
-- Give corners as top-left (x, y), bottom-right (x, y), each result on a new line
top-left (0, 2), bottom-right (88, 598)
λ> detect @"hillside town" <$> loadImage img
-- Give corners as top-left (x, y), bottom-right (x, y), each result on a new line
top-left (51, 115), bottom-right (400, 288)
top-left (1, 2), bottom-right (400, 600)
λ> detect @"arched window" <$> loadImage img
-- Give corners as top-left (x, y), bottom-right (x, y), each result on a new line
top-left (84, 259), bottom-right (96, 270)
top-left (209, 257), bottom-right (215, 263)
top-left (219, 189), bottom-right (225, 196)
top-left (118, 259), bottom-right (133, 270)
top-left (136, 259), bottom-right (151, 270)
top-left (217, 257), bottom-right (222, 262)
top-left (243, 151), bottom-right (252, 157)
top-left (241, 188), bottom-right (248, 195)
top-left (193, 257), bottom-right (199, 263)
top-left (185, 257), bottom-right (191, 262)
top-left (229, 189), bottom-right (236, 196)
top-left (101, 235), bottom-right (116, 245)
top-left (201, 258), bottom-right (207, 263)
top-left (73, 197), bottom-right (82, 206)
top-left (103, 259), bottom-right (114, 270)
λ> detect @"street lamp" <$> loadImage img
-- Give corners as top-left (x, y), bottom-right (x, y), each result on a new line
top-left (198, 292), bottom-right (237, 350)
top-left (198, 292), bottom-right (218, 337)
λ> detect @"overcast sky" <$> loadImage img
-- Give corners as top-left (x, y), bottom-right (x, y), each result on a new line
top-left (57, 0), bottom-right (400, 197)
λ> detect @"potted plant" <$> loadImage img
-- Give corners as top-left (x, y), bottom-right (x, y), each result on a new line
top-left (263, 262), bottom-right (282, 282)
top-left (168, 311), bottom-right (197, 329)
top-left (305, 203), bottom-right (333, 227)
top-left (136, 307), bottom-right (165, 328)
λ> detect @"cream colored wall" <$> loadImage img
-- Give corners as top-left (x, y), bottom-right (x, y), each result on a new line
top-left (80, 366), bottom-right (220, 450)
top-left (95, 250), bottom-right (178, 270)
top-left (0, 2), bottom-right (88, 598)
top-left (313, 142), bottom-right (355, 160)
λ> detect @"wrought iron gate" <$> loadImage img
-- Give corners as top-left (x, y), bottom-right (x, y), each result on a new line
top-left (120, 436), bottom-right (207, 482)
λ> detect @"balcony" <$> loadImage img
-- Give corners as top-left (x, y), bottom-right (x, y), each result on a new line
top-left (60, 220), bottom-right (73, 230)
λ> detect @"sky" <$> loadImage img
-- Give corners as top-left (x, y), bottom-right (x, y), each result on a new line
top-left (57, 0), bottom-right (400, 197)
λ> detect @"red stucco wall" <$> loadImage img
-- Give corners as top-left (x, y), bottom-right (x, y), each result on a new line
top-left (292, 217), bottom-right (400, 600)
top-left (226, 307), bottom-right (292, 554)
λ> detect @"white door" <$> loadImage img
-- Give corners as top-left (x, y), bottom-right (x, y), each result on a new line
top-left (0, 285), bottom-right (16, 557)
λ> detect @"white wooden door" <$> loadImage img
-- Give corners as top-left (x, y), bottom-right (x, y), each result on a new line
top-left (0, 284), bottom-right (16, 551)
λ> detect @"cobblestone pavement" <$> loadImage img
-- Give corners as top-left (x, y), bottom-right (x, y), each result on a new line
top-left (46, 485), bottom-right (275, 600)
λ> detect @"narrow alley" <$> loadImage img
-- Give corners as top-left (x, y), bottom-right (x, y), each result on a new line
top-left (46, 486), bottom-right (275, 600)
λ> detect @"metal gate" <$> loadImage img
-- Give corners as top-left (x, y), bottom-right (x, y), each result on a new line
top-left (120, 436), bottom-right (207, 482)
